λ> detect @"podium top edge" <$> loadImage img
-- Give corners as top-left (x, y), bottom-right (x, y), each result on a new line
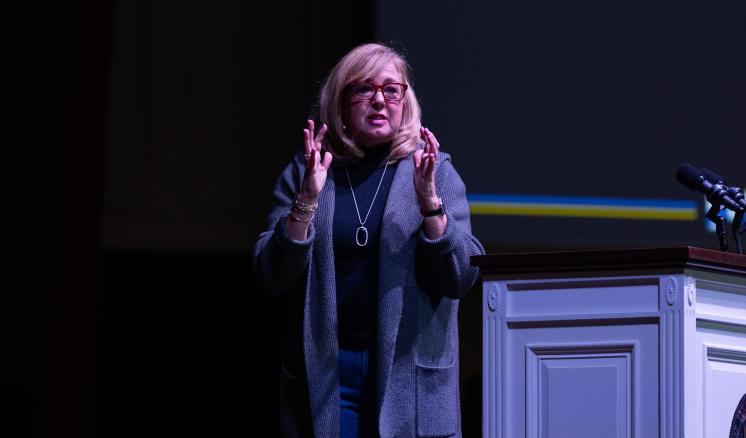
top-left (471, 246), bottom-right (746, 276)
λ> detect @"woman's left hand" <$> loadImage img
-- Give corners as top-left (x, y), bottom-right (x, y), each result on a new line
top-left (413, 127), bottom-right (440, 211)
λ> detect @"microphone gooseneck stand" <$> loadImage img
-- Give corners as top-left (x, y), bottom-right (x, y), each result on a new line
top-left (702, 178), bottom-right (736, 253)
top-left (726, 186), bottom-right (746, 255)
top-left (705, 202), bottom-right (729, 252)
top-left (733, 210), bottom-right (744, 255)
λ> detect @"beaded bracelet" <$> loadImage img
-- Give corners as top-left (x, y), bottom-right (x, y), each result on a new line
top-left (292, 198), bottom-right (318, 214)
top-left (289, 212), bottom-right (314, 223)
top-left (289, 198), bottom-right (318, 224)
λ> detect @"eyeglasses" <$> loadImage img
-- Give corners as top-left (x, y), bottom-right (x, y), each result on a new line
top-left (347, 82), bottom-right (408, 102)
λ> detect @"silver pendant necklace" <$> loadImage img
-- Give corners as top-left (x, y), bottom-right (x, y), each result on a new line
top-left (345, 158), bottom-right (390, 247)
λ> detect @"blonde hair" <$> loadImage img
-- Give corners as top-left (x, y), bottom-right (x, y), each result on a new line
top-left (315, 43), bottom-right (422, 163)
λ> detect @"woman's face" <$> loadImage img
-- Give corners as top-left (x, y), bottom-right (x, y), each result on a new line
top-left (344, 62), bottom-right (405, 148)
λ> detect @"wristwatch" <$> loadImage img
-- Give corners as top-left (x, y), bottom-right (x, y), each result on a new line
top-left (421, 197), bottom-right (445, 217)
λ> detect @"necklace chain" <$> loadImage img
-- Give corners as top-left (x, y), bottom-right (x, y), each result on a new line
top-left (345, 158), bottom-right (390, 247)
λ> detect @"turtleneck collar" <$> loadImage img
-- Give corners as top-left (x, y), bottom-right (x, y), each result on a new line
top-left (352, 143), bottom-right (392, 170)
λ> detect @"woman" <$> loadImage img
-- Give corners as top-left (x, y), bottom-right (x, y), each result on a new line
top-left (253, 43), bottom-right (483, 438)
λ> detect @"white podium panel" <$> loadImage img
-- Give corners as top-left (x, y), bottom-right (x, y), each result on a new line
top-left (474, 247), bottom-right (746, 438)
top-left (697, 275), bottom-right (746, 437)
top-left (511, 321), bottom-right (659, 437)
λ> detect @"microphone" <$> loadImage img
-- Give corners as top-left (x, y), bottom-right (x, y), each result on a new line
top-left (675, 163), bottom-right (743, 212)
top-left (700, 167), bottom-right (746, 254)
top-left (700, 168), bottom-right (726, 184)
top-left (701, 167), bottom-right (746, 210)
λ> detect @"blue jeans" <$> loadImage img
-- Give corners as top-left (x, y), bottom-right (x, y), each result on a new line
top-left (339, 348), bottom-right (376, 437)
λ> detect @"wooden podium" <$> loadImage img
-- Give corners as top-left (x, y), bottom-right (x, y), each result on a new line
top-left (472, 247), bottom-right (746, 437)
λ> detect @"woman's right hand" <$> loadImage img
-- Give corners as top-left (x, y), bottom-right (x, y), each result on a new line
top-left (299, 120), bottom-right (332, 203)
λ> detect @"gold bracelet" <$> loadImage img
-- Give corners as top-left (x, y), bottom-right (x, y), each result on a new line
top-left (289, 211), bottom-right (314, 223)
top-left (292, 198), bottom-right (318, 215)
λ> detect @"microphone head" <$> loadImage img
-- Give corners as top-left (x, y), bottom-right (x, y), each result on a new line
top-left (701, 168), bottom-right (726, 184)
top-left (675, 163), bottom-right (705, 191)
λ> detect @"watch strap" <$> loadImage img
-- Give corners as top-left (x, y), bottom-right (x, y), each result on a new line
top-left (421, 198), bottom-right (445, 217)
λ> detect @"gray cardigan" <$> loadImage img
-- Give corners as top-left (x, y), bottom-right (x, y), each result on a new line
top-left (253, 148), bottom-right (484, 437)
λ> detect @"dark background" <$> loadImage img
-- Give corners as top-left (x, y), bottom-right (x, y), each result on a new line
top-left (376, 0), bottom-right (746, 249)
top-left (6, 0), bottom-right (745, 436)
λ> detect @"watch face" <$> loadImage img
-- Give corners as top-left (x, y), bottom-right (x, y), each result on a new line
top-left (731, 393), bottom-right (746, 438)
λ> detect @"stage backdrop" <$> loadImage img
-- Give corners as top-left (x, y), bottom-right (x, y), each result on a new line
top-left (376, 0), bottom-right (746, 250)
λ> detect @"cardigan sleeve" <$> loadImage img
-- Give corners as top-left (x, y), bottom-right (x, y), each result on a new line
top-left (416, 155), bottom-right (484, 299)
top-left (253, 155), bottom-right (315, 296)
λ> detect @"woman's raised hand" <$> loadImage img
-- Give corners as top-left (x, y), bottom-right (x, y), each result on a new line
top-left (299, 120), bottom-right (332, 203)
top-left (413, 127), bottom-right (440, 210)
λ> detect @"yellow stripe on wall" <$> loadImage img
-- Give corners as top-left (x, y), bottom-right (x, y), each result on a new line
top-left (469, 202), bottom-right (698, 221)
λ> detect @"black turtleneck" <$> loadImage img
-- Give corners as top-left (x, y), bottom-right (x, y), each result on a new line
top-left (332, 145), bottom-right (399, 350)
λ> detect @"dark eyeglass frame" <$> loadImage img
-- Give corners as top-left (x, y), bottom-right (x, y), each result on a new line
top-left (347, 81), bottom-right (408, 102)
